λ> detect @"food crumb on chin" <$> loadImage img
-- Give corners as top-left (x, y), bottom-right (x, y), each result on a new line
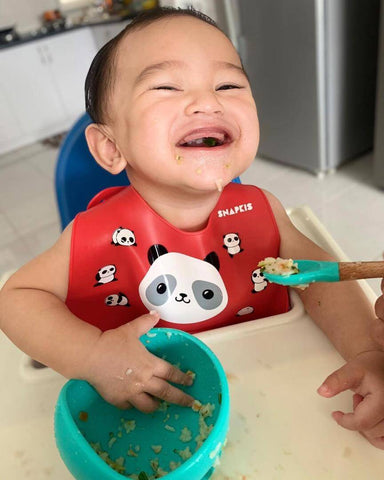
top-left (215, 178), bottom-right (223, 192)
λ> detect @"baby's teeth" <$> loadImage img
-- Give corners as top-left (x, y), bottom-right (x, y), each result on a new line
top-left (187, 138), bottom-right (204, 146)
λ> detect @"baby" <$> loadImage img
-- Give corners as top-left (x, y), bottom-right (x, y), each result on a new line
top-left (1, 7), bottom-right (384, 449)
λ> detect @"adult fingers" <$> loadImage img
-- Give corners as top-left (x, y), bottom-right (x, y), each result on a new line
top-left (151, 355), bottom-right (194, 387)
top-left (317, 363), bottom-right (364, 397)
top-left (145, 376), bottom-right (194, 408)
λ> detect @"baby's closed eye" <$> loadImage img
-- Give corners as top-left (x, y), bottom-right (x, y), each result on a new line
top-left (152, 85), bottom-right (180, 91)
top-left (216, 84), bottom-right (243, 91)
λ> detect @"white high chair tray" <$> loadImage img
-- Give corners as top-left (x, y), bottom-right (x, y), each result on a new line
top-left (201, 206), bottom-right (381, 479)
top-left (0, 206), bottom-right (381, 479)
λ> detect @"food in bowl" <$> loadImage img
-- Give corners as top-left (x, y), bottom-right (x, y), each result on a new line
top-left (86, 397), bottom-right (216, 478)
top-left (55, 328), bottom-right (230, 480)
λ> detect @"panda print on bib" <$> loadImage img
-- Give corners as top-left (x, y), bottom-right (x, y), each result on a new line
top-left (139, 244), bottom-right (228, 324)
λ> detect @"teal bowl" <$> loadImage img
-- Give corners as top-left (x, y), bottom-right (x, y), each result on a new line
top-left (54, 328), bottom-right (230, 480)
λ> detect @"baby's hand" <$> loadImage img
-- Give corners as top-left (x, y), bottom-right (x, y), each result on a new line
top-left (83, 311), bottom-right (194, 413)
top-left (372, 279), bottom-right (384, 347)
top-left (317, 350), bottom-right (384, 449)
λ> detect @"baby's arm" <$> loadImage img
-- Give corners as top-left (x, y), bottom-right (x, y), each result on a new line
top-left (264, 190), bottom-right (384, 449)
top-left (0, 224), bottom-right (194, 412)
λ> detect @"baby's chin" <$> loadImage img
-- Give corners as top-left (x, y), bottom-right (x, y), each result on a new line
top-left (180, 171), bottom-right (233, 194)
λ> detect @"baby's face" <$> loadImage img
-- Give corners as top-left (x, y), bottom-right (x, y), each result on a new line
top-left (108, 16), bottom-right (259, 193)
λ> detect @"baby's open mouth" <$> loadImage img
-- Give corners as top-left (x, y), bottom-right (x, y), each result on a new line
top-left (176, 129), bottom-right (231, 148)
top-left (179, 136), bottom-right (226, 147)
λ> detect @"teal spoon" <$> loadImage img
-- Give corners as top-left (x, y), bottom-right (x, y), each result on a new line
top-left (262, 260), bottom-right (384, 286)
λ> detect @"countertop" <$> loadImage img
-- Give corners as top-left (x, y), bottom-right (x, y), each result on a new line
top-left (0, 15), bottom-right (133, 50)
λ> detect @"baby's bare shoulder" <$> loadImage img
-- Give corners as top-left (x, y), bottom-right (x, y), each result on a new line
top-left (261, 189), bottom-right (291, 226)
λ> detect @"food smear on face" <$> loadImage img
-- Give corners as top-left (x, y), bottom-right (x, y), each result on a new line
top-left (258, 257), bottom-right (299, 276)
top-left (215, 178), bottom-right (223, 192)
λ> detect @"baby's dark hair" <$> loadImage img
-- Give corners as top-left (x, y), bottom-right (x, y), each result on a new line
top-left (85, 6), bottom-right (222, 124)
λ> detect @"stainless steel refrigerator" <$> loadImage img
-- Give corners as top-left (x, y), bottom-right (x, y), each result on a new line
top-left (374, 0), bottom-right (384, 188)
top-left (224, 0), bottom-right (380, 174)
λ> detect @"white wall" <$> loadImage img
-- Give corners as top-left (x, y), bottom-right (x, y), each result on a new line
top-left (0, 0), bottom-right (59, 33)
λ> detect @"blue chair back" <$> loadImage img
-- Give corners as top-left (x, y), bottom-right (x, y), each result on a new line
top-left (55, 112), bottom-right (241, 230)
top-left (55, 113), bottom-right (130, 230)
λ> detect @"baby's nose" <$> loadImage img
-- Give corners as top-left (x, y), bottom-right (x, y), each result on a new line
top-left (185, 90), bottom-right (223, 116)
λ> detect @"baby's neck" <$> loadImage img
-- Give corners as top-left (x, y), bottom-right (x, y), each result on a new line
top-left (133, 184), bottom-right (221, 232)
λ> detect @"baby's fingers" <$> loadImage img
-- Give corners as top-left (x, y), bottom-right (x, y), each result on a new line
top-left (130, 392), bottom-right (160, 414)
top-left (332, 393), bottom-right (384, 431)
top-left (362, 419), bottom-right (384, 450)
top-left (120, 310), bottom-right (160, 339)
top-left (146, 377), bottom-right (194, 408)
top-left (371, 315), bottom-right (384, 347)
top-left (152, 356), bottom-right (194, 387)
top-left (317, 362), bottom-right (364, 398)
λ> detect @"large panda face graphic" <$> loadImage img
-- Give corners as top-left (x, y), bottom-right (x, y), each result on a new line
top-left (139, 245), bottom-right (228, 324)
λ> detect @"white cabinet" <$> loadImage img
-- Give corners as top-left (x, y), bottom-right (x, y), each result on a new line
top-left (0, 42), bottom-right (65, 152)
top-left (0, 85), bottom-right (25, 150)
top-left (43, 28), bottom-right (96, 121)
top-left (0, 28), bottom-right (97, 155)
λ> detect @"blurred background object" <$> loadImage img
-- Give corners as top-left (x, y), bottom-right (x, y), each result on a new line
top-left (0, 0), bottom-right (383, 181)
top-left (226, 0), bottom-right (380, 175)
top-left (373, 0), bottom-right (384, 188)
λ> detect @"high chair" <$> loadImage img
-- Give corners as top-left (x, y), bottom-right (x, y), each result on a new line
top-left (55, 113), bottom-right (130, 230)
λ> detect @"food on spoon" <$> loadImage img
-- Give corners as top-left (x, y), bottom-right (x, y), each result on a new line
top-left (258, 257), bottom-right (299, 276)
top-left (259, 257), bottom-right (310, 289)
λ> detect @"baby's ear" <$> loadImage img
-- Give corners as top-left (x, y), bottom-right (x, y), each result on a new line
top-left (85, 123), bottom-right (126, 174)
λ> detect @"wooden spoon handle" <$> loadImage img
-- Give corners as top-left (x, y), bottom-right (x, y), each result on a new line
top-left (338, 261), bottom-right (384, 280)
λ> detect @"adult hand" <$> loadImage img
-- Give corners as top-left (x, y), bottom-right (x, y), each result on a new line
top-left (83, 311), bottom-right (195, 413)
top-left (317, 350), bottom-right (384, 449)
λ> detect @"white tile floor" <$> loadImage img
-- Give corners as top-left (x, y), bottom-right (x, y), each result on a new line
top-left (0, 141), bottom-right (383, 295)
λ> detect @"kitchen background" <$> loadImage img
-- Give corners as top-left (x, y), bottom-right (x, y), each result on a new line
top-left (0, 0), bottom-right (384, 296)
